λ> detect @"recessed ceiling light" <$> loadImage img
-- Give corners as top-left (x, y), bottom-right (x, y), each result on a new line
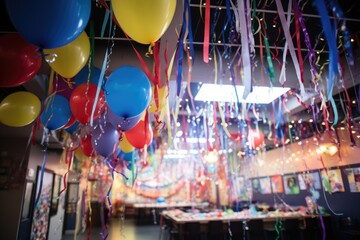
top-left (194, 84), bottom-right (290, 104)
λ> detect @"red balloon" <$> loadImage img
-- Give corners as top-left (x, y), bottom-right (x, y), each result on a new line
top-left (70, 83), bottom-right (106, 124)
top-left (0, 34), bottom-right (42, 87)
top-left (125, 120), bottom-right (153, 149)
top-left (80, 134), bottom-right (94, 157)
top-left (249, 129), bottom-right (265, 149)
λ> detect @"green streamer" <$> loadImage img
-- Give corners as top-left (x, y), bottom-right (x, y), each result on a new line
top-left (261, 32), bottom-right (275, 83)
top-left (275, 216), bottom-right (282, 240)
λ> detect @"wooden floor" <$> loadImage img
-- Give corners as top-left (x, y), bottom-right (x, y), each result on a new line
top-left (62, 217), bottom-right (160, 240)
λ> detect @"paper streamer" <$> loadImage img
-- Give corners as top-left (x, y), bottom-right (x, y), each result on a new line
top-left (203, 0), bottom-right (210, 63)
top-left (315, 0), bottom-right (339, 105)
top-left (90, 7), bottom-right (113, 126)
top-left (238, 0), bottom-right (253, 99)
top-left (292, 0), bottom-right (323, 98)
top-left (279, 0), bottom-right (292, 85)
top-left (275, 0), bottom-right (306, 98)
top-left (34, 145), bottom-right (48, 206)
top-left (329, 1), bottom-right (354, 66)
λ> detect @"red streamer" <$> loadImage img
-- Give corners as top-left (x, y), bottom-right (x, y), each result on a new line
top-left (203, 0), bottom-right (210, 63)
top-left (59, 147), bottom-right (74, 196)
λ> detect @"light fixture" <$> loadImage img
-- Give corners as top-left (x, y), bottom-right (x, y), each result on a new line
top-left (194, 84), bottom-right (290, 104)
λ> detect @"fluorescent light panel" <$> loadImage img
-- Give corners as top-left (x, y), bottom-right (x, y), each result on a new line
top-left (194, 84), bottom-right (290, 104)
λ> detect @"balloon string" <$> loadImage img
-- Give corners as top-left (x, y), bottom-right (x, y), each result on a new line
top-left (122, 32), bottom-right (156, 84)
top-left (34, 145), bottom-right (48, 206)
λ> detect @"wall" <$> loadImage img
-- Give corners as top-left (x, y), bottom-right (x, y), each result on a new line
top-left (242, 130), bottom-right (360, 239)
top-left (243, 129), bottom-right (360, 178)
top-left (0, 124), bottom-right (32, 239)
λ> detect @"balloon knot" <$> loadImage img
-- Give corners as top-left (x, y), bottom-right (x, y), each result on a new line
top-left (145, 43), bottom-right (155, 57)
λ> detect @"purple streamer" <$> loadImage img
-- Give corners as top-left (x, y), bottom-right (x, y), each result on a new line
top-left (106, 169), bottom-right (114, 218)
top-left (292, 0), bottom-right (322, 97)
top-left (319, 212), bottom-right (326, 240)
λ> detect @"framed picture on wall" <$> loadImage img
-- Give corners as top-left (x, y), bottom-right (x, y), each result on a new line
top-left (50, 174), bottom-right (61, 216)
top-left (283, 174), bottom-right (300, 195)
top-left (30, 167), bottom-right (54, 240)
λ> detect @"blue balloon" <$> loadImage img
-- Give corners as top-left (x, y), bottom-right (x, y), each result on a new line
top-left (105, 66), bottom-right (152, 118)
top-left (156, 197), bottom-right (165, 203)
top-left (41, 95), bottom-right (72, 130)
top-left (118, 150), bottom-right (134, 162)
top-left (5, 0), bottom-right (91, 49)
top-left (74, 66), bottom-right (104, 86)
top-left (65, 121), bottom-right (79, 135)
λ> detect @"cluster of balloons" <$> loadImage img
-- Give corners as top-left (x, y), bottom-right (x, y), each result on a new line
top-left (1, 0), bottom-right (175, 171)
top-left (0, 66), bottom-right (153, 172)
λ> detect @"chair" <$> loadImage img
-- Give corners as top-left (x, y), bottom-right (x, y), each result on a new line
top-left (339, 217), bottom-right (360, 240)
top-left (207, 221), bottom-right (225, 240)
top-left (246, 219), bottom-right (266, 240)
top-left (226, 221), bottom-right (244, 240)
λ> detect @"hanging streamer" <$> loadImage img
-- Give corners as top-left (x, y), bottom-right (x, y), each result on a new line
top-left (203, 0), bottom-right (210, 63)
top-left (59, 147), bottom-right (74, 196)
top-left (275, 0), bottom-right (306, 98)
top-left (329, 1), bottom-right (354, 66)
top-left (90, 6), bottom-right (113, 126)
top-left (315, 0), bottom-right (339, 126)
top-left (34, 145), bottom-right (48, 206)
top-left (238, 0), bottom-right (253, 99)
top-left (294, 6), bottom-right (304, 83)
top-left (279, 0), bottom-right (292, 85)
top-left (292, 0), bottom-right (323, 99)
top-left (260, 16), bottom-right (276, 84)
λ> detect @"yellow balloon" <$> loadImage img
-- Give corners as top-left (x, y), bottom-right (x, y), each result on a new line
top-left (44, 31), bottom-right (90, 78)
top-left (0, 91), bottom-right (41, 127)
top-left (120, 134), bottom-right (134, 153)
top-left (148, 86), bottom-right (168, 113)
top-left (112, 0), bottom-right (176, 44)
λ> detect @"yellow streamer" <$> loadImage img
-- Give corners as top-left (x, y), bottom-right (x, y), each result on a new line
top-left (218, 103), bottom-right (232, 138)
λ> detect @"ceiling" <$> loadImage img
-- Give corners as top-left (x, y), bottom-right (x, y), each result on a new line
top-left (1, 0), bottom-right (360, 149)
